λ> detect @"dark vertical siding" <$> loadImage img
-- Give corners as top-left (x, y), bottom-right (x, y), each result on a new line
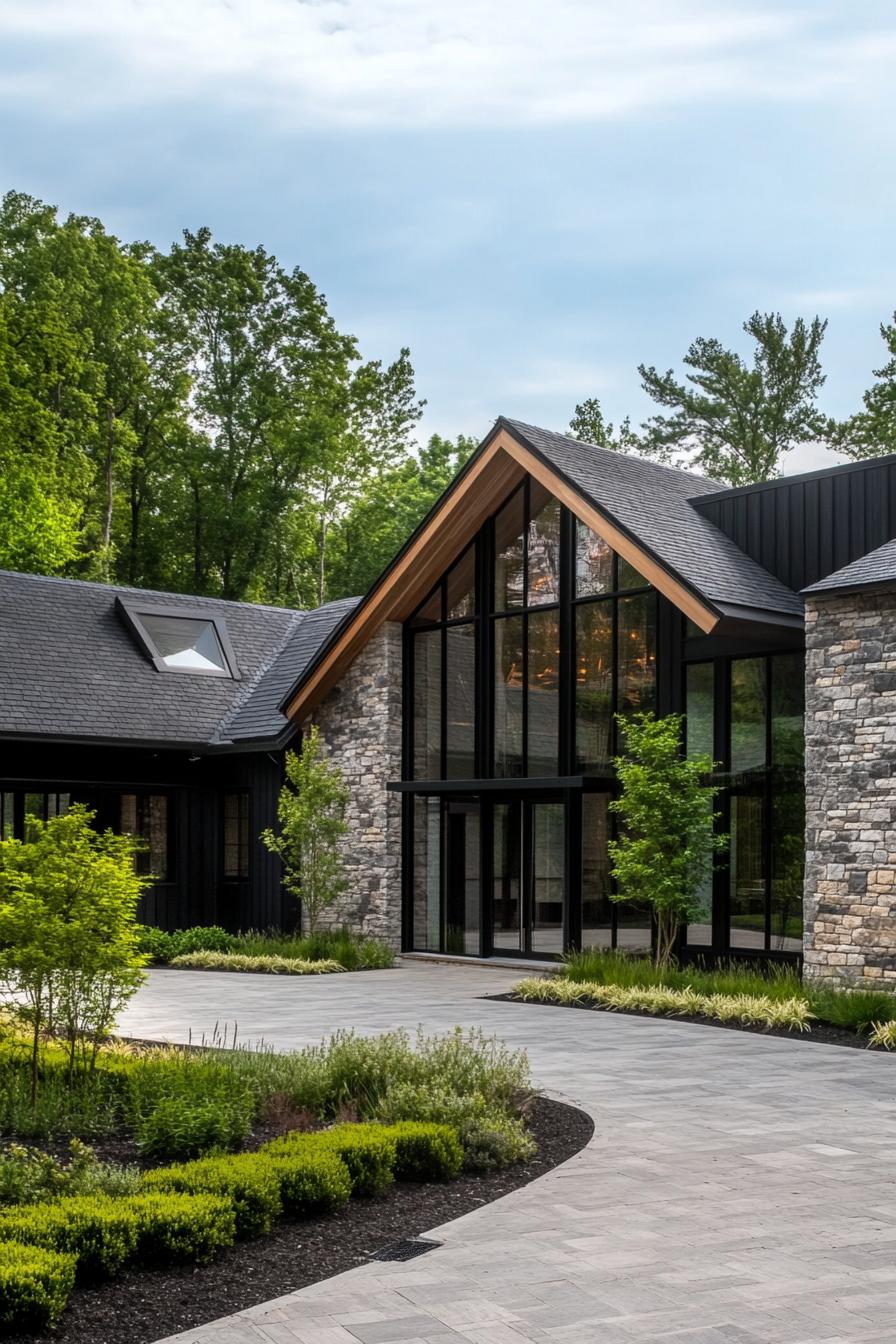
top-left (693, 457), bottom-right (896, 591)
top-left (0, 740), bottom-right (288, 933)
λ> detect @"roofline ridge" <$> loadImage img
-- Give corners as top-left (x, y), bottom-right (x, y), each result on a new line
top-left (212, 608), bottom-right (307, 743)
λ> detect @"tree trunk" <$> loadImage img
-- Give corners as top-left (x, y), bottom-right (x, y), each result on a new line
top-left (101, 404), bottom-right (115, 571)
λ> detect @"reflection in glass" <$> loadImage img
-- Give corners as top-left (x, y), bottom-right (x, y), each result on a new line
top-left (770, 653), bottom-right (805, 953)
top-left (411, 585), bottom-right (442, 626)
top-left (494, 616), bottom-right (524, 776)
top-left (444, 802), bottom-right (480, 955)
top-left (527, 490), bottom-right (561, 605)
top-left (615, 902), bottom-right (652, 951)
top-left (575, 602), bottom-right (613, 770)
top-left (685, 662), bottom-right (715, 945)
top-left (617, 556), bottom-right (648, 590)
top-left (445, 624), bottom-right (476, 779)
top-left (575, 521), bottom-right (613, 597)
top-left (413, 630), bottom-right (442, 778)
top-left (731, 658), bottom-right (767, 777)
top-left (493, 802), bottom-right (522, 951)
top-left (412, 796), bottom-right (442, 951)
top-left (581, 793), bottom-right (612, 947)
top-left (617, 593), bottom-right (656, 717)
top-left (531, 803), bottom-right (565, 955)
top-left (446, 546), bottom-right (476, 621)
top-left (493, 489), bottom-right (525, 610)
top-left (729, 793), bottom-right (766, 948)
top-left (527, 609), bottom-right (559, 775)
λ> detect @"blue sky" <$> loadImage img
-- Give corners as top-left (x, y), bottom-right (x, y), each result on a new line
top-left (1, 0), bottom-right (895, 471)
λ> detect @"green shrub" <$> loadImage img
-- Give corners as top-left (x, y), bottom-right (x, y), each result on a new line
top-left (135, 1093), bottom-right (254, 1159)
top-left (562, 948), bottom-right (803, 999)
top-left (260, 1150), bottom-right (352, 1216)
top-left (141, 1155), bottom-right (282, 1238)
top-left (136, 924), bottom-right (177, 964)
top-left (376, 1086), bottom-right (536, 1171)
top-left (168, 951), bottom-right (345, 975)
top-left (0, 1139), bottom-right (139, 1206)
top-left (378, 1122), bottom-right (463, 1181)
top-left (868, 1019), bottom-right (896, 1049)
top-left (0, 1195), bottom-right (140, 1281)
top-left (170, 925), bottom-right (237, 956)
top-left (125, 1192), bottom-right (237, 1264)
top-left (267, 1124), bottom-right (396, 1196)
top-left (0, 1240), bottom-right (76, 1332)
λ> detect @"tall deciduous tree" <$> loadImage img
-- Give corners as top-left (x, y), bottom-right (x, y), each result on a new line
top-left (826, 313), bottom-right (896, 459)
top-left (158, 228), bottom-right (358, 600)
top-left (638, 311), bottom-right (828, 484)
top-left (568, 397), bottom-right (641, 453)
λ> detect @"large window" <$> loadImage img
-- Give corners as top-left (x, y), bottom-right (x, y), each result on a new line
top-left (223, 792), bottom-right (250, 880)
top-left (411, 546), bottom-right (477, 781)
top-left (121, 793), bottom-right (171, 880)
top-left (574, 522), bottom-right (657, 771)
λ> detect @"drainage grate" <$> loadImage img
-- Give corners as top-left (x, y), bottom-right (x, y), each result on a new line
top-left (368, 1237), bottom-right (442, 1262)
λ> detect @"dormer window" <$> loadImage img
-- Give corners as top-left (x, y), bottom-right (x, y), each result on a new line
top-left (117, 599), bottom-right (240, 679)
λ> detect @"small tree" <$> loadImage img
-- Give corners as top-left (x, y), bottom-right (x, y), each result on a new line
top-left (261, 726), bottom-right (350, 934)
top-left (0, 806), bottom-right (148, 1098)
top-left (608, 712), bottom-right (725, 969)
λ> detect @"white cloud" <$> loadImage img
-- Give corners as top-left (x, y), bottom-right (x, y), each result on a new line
top-left (0, 0), bottom-right (893, 130)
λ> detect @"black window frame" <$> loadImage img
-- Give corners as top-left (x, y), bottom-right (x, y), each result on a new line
top-left (222, 791), bottom-right (251, 881)
top-left (120, 789), bottom-right (175, 883)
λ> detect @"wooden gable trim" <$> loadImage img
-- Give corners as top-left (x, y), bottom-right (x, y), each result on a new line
top-left (285, 427), bottom-right (719, 721)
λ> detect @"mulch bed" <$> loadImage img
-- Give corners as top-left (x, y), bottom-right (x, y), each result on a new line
top-left (485, 992), bottom-right (891, 1050)
top-left (4, 1097), bottom-right (593, 1344)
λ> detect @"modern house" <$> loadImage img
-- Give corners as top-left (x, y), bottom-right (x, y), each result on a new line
top-left (2, 416), bottom-right (896, 984)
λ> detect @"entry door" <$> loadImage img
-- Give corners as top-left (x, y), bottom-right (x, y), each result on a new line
top-left (491, 799), bottom-right (565, 957)
top-left (444, 800), bottom-right (481, 956)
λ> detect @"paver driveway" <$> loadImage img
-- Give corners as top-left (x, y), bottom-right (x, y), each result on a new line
top-left (120, 962), bottom-right (896, 1344)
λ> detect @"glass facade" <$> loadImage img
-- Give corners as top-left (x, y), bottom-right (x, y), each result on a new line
top-left (406, 470), bottom-right (807, 962)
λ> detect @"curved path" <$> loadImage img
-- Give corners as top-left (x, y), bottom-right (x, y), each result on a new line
top-left (119, 962), bottom-right (896, 1344)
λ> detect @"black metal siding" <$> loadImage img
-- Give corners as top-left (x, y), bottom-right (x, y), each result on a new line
top-left (694, 458), bottom-right (896, 592)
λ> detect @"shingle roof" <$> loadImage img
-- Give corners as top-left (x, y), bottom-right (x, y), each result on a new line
top-left (502, 419), bottom-right (804, 619)
top-left (0, 571), bottom-right (353, 749)
top-left (802, 539), bottom-right (896, 596)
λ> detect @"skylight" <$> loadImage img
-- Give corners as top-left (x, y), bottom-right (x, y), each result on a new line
top-left (117, 598), bottom-right (240, 679)
top-left (141, 614), bottom-right (227, 672)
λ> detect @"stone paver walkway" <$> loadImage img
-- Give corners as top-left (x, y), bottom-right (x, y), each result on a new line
top-left (119, 962), bottom-right (896, 1344)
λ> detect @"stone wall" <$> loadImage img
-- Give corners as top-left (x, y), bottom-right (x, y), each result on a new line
top-left (803, 588), bottom-right (896, 985)
top-left (301, 622), bottom-right (404, 948)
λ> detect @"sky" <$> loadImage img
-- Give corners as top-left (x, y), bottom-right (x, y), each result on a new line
top-left (1, 0), bottom-right (895, 473)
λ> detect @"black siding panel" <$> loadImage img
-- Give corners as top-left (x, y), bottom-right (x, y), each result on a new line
top-left (695, 458), bottom-right (896, 591)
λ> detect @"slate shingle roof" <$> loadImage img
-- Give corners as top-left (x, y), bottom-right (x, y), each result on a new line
top-left (0, 571), bottom-right (355, 749)
top-left (502, 419), bottom-right (804, 619)
top-left (802, 539), bottom-right (896, 596)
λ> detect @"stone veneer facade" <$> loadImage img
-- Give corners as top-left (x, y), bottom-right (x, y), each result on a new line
top-left (803, 587), bottom-right (896, 985)
top-left (301, 622), bottom-right (404, 948)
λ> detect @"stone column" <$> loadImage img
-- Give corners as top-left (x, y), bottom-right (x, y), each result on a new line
top-left (803, 588), bottom-right (896, 985)
top-left (301, 621), bottom-right (404, 948)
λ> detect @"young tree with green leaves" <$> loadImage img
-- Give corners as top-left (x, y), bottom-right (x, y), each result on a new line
top-left (0, 806), bottom-right (148, 1097)
top-left (826, 312), bottom-right (896, 459)
top-left (261, 727), bottom-right (350, 934)
top-left (608, 712), bottom-right (725, 969)
top-left (638, 311), bottom-right (828, 484)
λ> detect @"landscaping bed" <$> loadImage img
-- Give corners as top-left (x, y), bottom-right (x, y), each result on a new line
top-left (137, 925), bottom-right (395, 973)
top-left (489, 949), bottom-right (896, 1050)
top-left (2, 1097), bottom-right (590, 1344)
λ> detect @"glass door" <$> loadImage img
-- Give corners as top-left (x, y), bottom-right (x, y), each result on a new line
top-left (491, 799), bottom-right (566, 957)
top-left (444, 800), bottom-right (481, 955)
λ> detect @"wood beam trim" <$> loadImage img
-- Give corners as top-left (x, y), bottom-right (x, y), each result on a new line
top-left (286, 426), bottom-right (719, 720)
top-left (495, 431), bottom-right (719, 634)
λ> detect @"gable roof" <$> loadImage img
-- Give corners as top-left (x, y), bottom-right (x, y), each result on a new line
top-left (502, 420), bottom-right (804, 621)
top-left (803, 539), bottom-right (896, 597)
top-left (0, 570), bottom-right (351, 751)
top-left (282, 416), bottom-right (805, 722)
